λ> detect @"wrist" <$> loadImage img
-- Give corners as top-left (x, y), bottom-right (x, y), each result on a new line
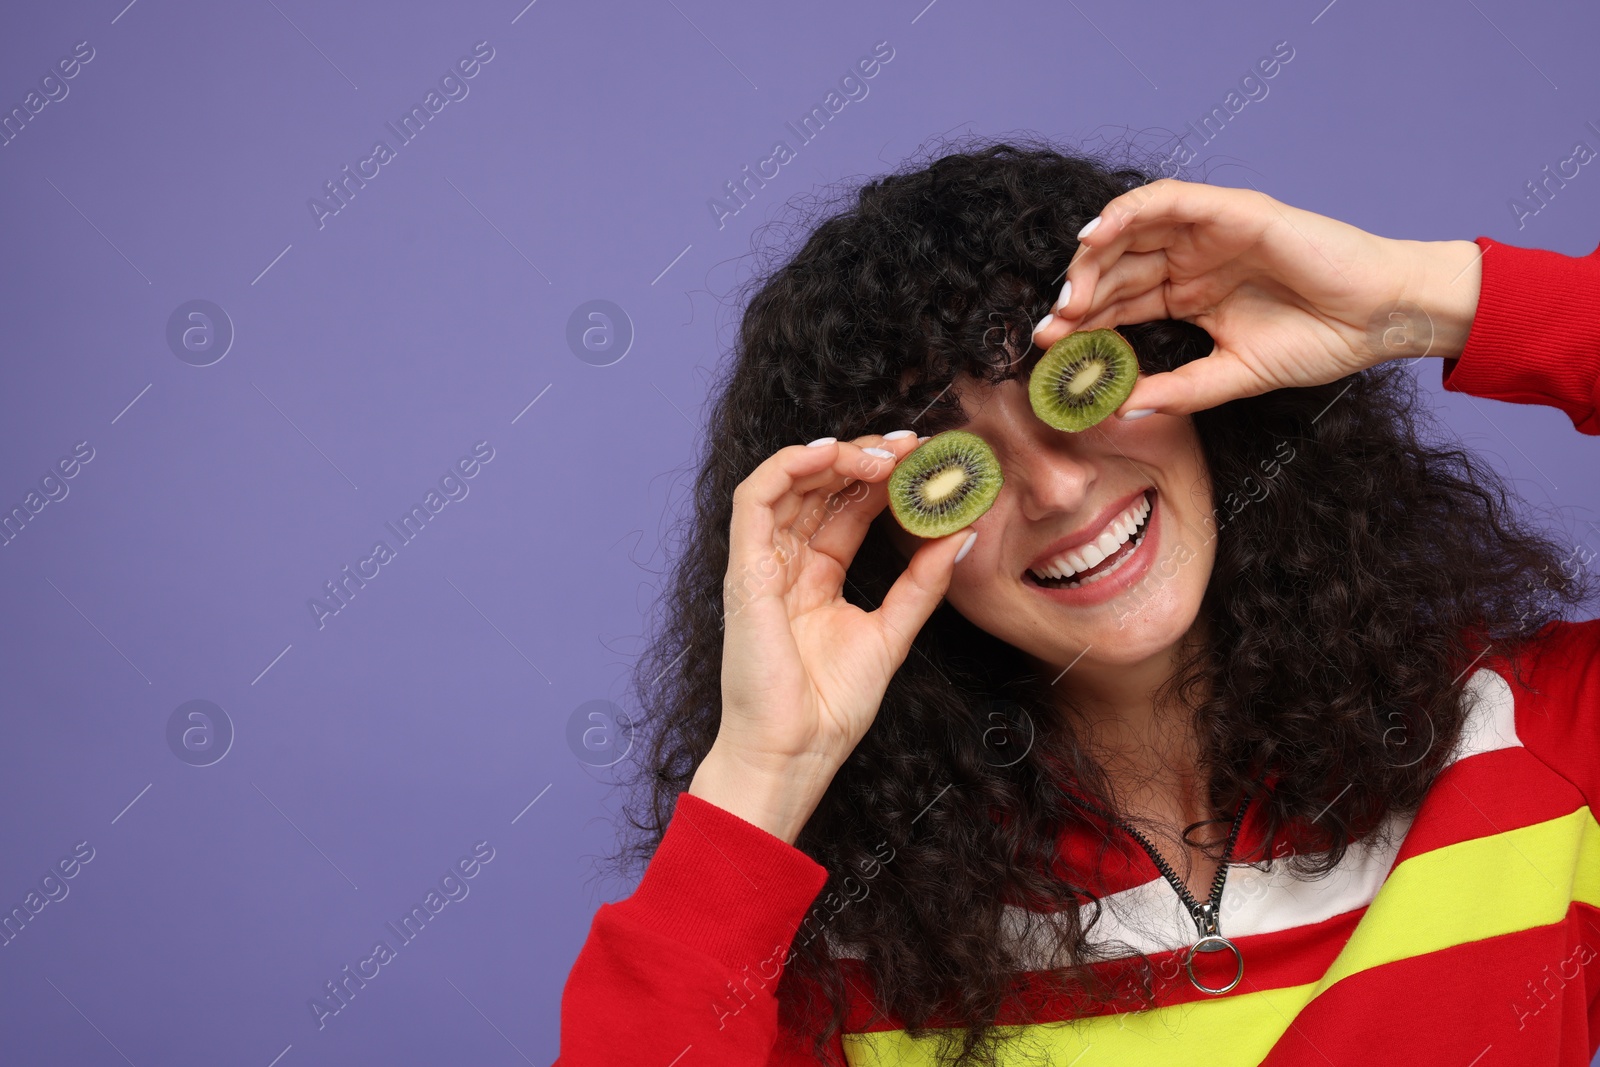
top-left (1395, 238), bottom-right (1483, 361)
top-left (687, 744), bottom-right (834, 846)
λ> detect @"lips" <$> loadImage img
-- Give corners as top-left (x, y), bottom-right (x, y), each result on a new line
top-left (1024, 489), bottom-right (1153, 582)
top-left (1023, 489), bottom-right (1163, 605)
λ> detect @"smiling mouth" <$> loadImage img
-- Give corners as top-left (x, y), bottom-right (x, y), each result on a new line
top-left (1023, 489), bottom-right (1155, 590)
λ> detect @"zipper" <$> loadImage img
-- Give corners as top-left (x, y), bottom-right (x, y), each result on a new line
top-left (1066, 791), bottom-right (1252, 996)
top-left (1116, 804), bottom-right (1243, 940)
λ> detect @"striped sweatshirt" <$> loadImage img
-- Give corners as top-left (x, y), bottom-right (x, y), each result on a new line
top-left (555, 232), bottom-right (1600, 1066)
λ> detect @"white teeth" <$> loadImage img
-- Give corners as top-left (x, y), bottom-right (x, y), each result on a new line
top-left (1027, 492), bottom-right (1154, 583)
top-left (1080, 543), bottom-right (1141, 585)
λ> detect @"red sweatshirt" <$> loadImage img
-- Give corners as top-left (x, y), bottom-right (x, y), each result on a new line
top-left (555, 233), bottom-right (1600, 1066)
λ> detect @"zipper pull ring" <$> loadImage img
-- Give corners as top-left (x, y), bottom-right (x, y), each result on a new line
top-left (1185, 934), bottom-right (1245, 995)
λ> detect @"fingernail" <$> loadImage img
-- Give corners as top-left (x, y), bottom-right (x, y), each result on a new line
top-left (1032, 312), bottom-right (1054, 336)
top-left (862, 447), bottom-right (894, 459)
top-left (953, 530), bottom-right (978, 563)
top-left (806, 436), bottom-right (837, 447)
top-left (1077, 215), bottom-right (1102, 239)
top-left (883, 429), bottom-right (916, 440)
top-left (917, 435), bottom-right (931, 443)
top-left (1118, 408), bottom-right (1156, 421)
top-left (1052, 278), bottom-right (1072, 313)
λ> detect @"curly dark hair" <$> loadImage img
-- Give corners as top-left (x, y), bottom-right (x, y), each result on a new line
top-left (606, 135), bottom-right (1594, 1065)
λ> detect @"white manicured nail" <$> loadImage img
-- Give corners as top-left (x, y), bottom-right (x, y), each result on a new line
top-left (918, 435), bottom-right (930, 443)
top-left (883, 429), bottom-right (916, 440)
top-left (863, 447), bottom-right (894, 459)
top-left (1119, 408), bottom-right (1156, 421)
top-left (1032, 312), bottom-right (1055, 336)
top-left (1053, 278), bottom-right (1072, 313)
top-left (1077, 216), bottom-right (1102, 239)
top-left (806, 436), bottom-right (837, 447)
top-left (953, 530), bottom-right (978, 563)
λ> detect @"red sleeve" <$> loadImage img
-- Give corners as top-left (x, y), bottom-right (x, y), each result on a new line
top-left (1440, 234), bottom-right (1600, 434)
top-left (554, 792), bottom-right (843, 1066)
top-left (1502, 618), bottom-right (1600, 814)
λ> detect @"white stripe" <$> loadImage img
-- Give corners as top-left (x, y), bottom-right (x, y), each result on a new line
top-left (1449, 663), bottom-right (1522, 760)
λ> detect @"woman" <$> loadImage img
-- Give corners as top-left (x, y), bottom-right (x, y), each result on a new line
top-left (556, 141), bottom-right (1600, 1066)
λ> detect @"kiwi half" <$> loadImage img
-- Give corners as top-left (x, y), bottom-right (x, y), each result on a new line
top-left (887, 430), bottom-right (1003, 539)
top-left (1029, 328), bottom-right (1139, 431)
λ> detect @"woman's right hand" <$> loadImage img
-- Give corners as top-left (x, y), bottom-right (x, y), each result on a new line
top-left (688, 432), bottom-right (978, 844)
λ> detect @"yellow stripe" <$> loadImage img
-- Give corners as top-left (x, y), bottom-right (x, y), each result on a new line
top-left (842, 984), bottom-right (1315, 1067)
top-left (1318, 805), bottom-right (1600, 989)
top-left (842, 807), bottom-right (1600, 1066)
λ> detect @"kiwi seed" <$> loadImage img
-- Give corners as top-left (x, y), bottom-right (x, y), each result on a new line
top-left (1028, 328), bottom-right (1139, 432)
top-left (887, 429), bottom-right (1003, 539)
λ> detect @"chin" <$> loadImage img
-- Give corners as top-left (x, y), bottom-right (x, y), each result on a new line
top-left (1087, 597), bottom-right (1203, 662)
top-left (1027, 562), bottom-right (1209, 672)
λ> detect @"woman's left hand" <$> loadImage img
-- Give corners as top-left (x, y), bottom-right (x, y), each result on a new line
top-left (1030, 178), bottom-right (1485, 417)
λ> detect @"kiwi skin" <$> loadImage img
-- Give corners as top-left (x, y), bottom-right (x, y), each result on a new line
top-left (886, 429), bottom-right (1003, 539)
top-left (1029, 328), bottom-right (1139, 432)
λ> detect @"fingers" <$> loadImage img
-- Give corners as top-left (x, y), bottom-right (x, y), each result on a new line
top-left (873, 525), bottom-right (977, 656)
top-left (1084, 178), bottom-right (1257, 261)
top-left (1034, 251), bottom-right (1177, 348)
top-left (773, 434), bottom-right (912, 532)
top-left (1040, 179), bottom-right (1271, 335)
top-left (795, 477), bottom-right (889, 576)
top-left (1053, 180), bottom-right (1201, 314)
top-left (727, 440), bottom-right (852, 585)
top-left (1114, 352), bottom-right (1269, 418)
top-left (727, 433), bottom-right (918, 597)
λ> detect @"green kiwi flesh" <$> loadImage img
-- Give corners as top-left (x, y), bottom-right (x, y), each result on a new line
top-left (1029, 328), bottom-right (1139, 431)
top-left (887, 430), bottom-right (1003, 539)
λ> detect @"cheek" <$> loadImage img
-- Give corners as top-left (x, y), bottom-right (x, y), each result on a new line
top-left (944, 506), bottom-right (1015, 607)
top-left (958, 496), bottom-right (1011, 571)
top-left (1160, 502), bottom-right (1218, 609)
top-left (1174, 472), bottom-right (1217, 542)
top-left (1112, 417), bottom-right (1212, 519)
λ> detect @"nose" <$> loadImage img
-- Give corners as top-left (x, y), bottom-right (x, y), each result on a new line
top-left (1007, 435), bottom-right (1097, 523)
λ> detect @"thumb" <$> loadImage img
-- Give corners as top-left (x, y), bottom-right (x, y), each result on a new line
top-left (1115, 353), bottom-right (1268, 419)
top-left (874, 527), bottom-right (977, 653)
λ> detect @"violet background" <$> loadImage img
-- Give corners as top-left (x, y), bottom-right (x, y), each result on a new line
top-left (2, 0), bottom-right (1597, 1063)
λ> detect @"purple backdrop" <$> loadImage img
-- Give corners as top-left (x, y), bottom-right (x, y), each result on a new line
top-left (2, 0), bottom-right (1597, 1063)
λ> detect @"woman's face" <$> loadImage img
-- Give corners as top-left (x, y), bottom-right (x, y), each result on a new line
top-left (884, 370), bottom-right (1216, 680)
